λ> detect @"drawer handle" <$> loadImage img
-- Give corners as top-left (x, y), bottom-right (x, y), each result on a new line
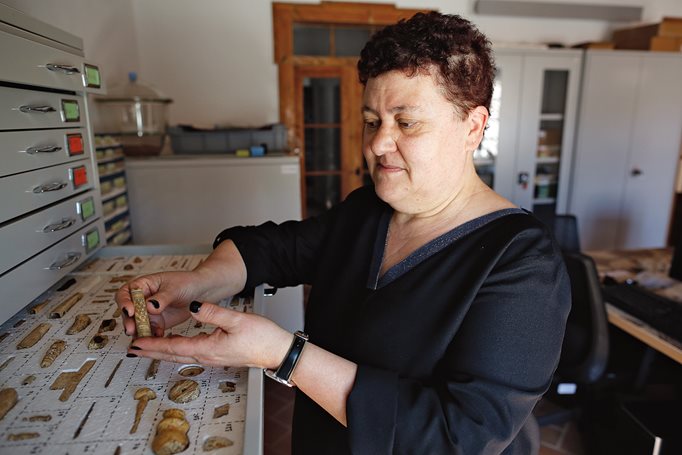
top-left (43, 217), bottom-right (76, 233)
top-left (46, 63), bottom-right (81, 75)
top-left (33, 181), bottom-right (68, 193)
top-left (47, 252), bottom-right (81, 270)
top-left (25, 145), bottom-right (63, 154)
top-left (19, 105), bottom-right (57, 114)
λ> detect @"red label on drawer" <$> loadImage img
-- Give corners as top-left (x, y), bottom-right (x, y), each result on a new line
top-left (67, 134), bottom-right (84, 156)
top-left (71, 166), bottom-right (88, 188)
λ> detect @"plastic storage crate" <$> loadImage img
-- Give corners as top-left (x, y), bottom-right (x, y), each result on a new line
top-left (169, 124), bottom-right (287, 154)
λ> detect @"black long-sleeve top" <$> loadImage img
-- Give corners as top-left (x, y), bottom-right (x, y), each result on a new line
top-left (214, 185), bottom-right (571, 454)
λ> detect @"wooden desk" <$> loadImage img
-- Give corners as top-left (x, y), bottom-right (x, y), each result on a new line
top-left (588, 248), bottom-right (682, 366)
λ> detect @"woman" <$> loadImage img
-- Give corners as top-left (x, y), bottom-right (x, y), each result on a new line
top-left (116, 12), bottom-right (570, 454)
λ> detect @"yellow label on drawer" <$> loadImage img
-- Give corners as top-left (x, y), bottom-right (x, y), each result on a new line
top-left (61, 100), bottom-right (80, 122)
top-left (84, 228), bottom-right (100, 253)
top-left (78, 197), bottom-right (95, 221)
top-left (84, 64), bottom-right (101, 88)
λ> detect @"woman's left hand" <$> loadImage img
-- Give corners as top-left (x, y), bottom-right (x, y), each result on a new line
top-left (127, 301), bottom-right (294, 370)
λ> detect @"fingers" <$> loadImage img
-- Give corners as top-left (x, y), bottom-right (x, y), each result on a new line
top-left (128, 333), bottom-right (212, 365)
top-left (188, 301), bottom-right (242, 331)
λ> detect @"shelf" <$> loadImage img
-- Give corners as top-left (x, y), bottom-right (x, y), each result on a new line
top-left (106, 220), bottom-right (130, 240)
top-left (536, 156), bottom-right (560, 164)
top-left (540, 113), bottom-right (564, 121)
top-left (533, 197), bottom-right (556, 205)
top-left (103, 206), bottom-right (129, 224)
top-left (101, 186), bottom-right (127, 203)
top-left (98, 168), bottom-right (125, 179)
top-left (97, 154), bottom-right (125, 165)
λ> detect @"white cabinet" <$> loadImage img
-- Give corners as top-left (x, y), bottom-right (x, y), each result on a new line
top-left (0, 5), bottom-right (105, 324)
top-left (568, 50), bottom-right (682, 250)
top-left (479, 48), bottom-right (582, 218)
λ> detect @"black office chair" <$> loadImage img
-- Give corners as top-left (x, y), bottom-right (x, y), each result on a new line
top-left (536, 212), bottom-right (581, 253)
top-left (537, 251), bottom-right (610, 426)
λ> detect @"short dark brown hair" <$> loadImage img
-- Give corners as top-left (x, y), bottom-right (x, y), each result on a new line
top-left (358, 12), bottom-right (495, 118)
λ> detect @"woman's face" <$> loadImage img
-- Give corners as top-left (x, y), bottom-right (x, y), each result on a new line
top-left (362, 69), bottom-right (487, 215)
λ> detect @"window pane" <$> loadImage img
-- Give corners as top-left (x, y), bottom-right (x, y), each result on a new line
top-left (541, 70), bottom-right (568, 114)
top-left (294, 24), bottom-right (330, 55)
top-left (334, 27), bottom-right (371, 56)
top-left (306, 175), bottom-right (340, 217)
top-left (303, 77), bottom-right (340, 124)
top-left (304, 127), bottom-right (340, 171)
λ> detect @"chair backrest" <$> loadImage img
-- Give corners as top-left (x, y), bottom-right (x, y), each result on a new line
top-left (552, 215), bottom-right (581, 253)
top-left (557, 251), bottom-right (609, 385)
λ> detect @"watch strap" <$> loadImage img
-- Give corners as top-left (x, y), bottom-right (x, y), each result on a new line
top-left (264, 331), bottom-right (308, 387)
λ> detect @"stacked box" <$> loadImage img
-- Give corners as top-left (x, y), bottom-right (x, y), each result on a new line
top-left (612, 17), bottom-right (682, 51)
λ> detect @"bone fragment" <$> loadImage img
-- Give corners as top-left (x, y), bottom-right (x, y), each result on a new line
top-left (0, 388), bottom-right (18, 420)
top-left (13, 319), bottom-right (26, 328)
top-left (146, 359), bottom-right (160, 380)
top-left (168, 379), bottom-right (200, 404)
top-left (105, 359), bottom-right (123, 388)
top-left (49, 293), bottom-right (83, 318)
top-left (203, 436), bottom-right (234, 451)
top-left (130, 288), bottom-right (152, 337)
top-left (73, 402), bottom-right (95, 439)
top-left (152, 409), bottom-right (190, 455)
top-left (109, 275), bottom-right (134, 283)
top-left (130, 387), bottom-right (157, 434)
top-left (212, 403), bottom-right (230, 419)
top-left (0, 357), bottom-right (13, 373)
top-left (50, 359), bottom-right (96, 401)
top-left (22, 375), bottom-right (36, 385)
top-left (88, 334), bottom-right (108, 350)
top-left (0, 333), bottom-right (8, 343)
top-left (30, 300), bottom-right (50, 314)
top-left (112, 307), bottom-right (122, 318)
top-left (24, 415), bottom-right (51, 422)
top-left (218, 381), bottom-right (236, 393)
top-left (40, 340), bottom-right (66, 368)
top-left (66, 314), bottom-right (91, 335)
top-left (17, 323), bottom-right (51, 349)
top-left (7, 432), bottom-right (39, 441)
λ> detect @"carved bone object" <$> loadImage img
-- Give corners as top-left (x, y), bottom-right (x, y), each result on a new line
top-left (130, 288), bottom-right (153, 337)
top-left (17, 323), bottom-right (51, 349)
top-left (40, 340), bottom-right (66, 368)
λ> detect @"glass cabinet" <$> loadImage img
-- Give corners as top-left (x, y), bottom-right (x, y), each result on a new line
top-left (480, 48), bottom-right (582, 218)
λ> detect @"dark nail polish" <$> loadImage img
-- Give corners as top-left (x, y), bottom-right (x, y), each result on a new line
top-left (130, 345), bottom-right (141, 350)
top-left (189, 301), bottom-right (202, 313)
top-left (126, 353), bottom-right (137, 358)
top-left (149, 299), bottom-right (160, 309)
top-left (122, 307), bottom-right (129, 317)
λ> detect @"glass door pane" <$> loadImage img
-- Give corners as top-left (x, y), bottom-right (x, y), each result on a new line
top-left (533, 70), bottom-right (568, 217)
top-left (476, 75), bottom-right (502, 188)
top-left (301, 76), bottom-right (342, 217)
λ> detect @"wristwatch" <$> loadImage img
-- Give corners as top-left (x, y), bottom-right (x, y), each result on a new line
top-left (264, 331), bottom-right (309, 387)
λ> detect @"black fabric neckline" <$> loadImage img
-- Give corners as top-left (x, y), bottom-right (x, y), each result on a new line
top-left (367, 207), bottom-right (526, 290)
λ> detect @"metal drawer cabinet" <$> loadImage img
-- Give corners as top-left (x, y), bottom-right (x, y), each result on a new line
top-left (0, 28), bottom-right (87, 93)
top-left (0, 85), bottom-right (84, 130)
top-left (0, 221), bottom-right (104, 324)
top-left (0, 189), bottom-right (100, 275)
top-left (0, 128), bottom-right (91, 177)
top-left (0, 159), bottom-right (95, 224)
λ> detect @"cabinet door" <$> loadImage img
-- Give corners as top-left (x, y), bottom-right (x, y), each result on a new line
top-left (515, 53), bottom-right (582, 215)
top-left (482, 54), bottom-right (522, 201)
top-left (570, 52), bottom-right (640, 250)
top-left (619, 54), bottom-right (682, 248)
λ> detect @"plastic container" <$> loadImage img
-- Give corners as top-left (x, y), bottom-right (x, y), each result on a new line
top-left (168, 124), bottom-right (287, 155)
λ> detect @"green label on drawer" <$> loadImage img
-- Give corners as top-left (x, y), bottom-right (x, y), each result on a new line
top-left (79, 197), bottom-right (95, 221)
top-left (62, 100), bottom-right (80, 121)
top-left (85, 228), bottom-right (100, 253)
top-left (84, 64), bottom-right (101, 88)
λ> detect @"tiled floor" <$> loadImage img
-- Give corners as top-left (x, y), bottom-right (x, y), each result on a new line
top-left (264, 385), bottom-right (584, 455)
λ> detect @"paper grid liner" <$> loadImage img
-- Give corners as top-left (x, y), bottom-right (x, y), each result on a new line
top-left (0, 254), bottom-right (251, 454)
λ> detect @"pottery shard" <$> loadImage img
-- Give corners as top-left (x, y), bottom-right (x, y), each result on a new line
top-left (168, 380), bottom-right (200, 404)
top-left (212, 403), bottom-right (229, 419)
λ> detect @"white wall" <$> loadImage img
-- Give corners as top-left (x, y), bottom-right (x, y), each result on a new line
top-left (4, 0), bottom-right (682, 128)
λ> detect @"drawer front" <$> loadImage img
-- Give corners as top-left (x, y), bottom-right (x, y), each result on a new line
top-left (0, 128), bottom-right (91, 177)
top-left (0, 29), bottom-right (86, 92)
top-left (0, 221), bottom-right (104, 325)
top-left (0, 159), bottom-right (95, 223)
top-left (0, 86), bottom-right (84, 130)
top-left (0, 190), bottom-right (100, 275)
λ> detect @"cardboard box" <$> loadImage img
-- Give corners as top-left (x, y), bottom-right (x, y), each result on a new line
top-left (650, 36), bottom-right (682, 52)
top-left (572, 41), bottom-right (615, 49)
top-left (613, 17), bottom-right (682, 50)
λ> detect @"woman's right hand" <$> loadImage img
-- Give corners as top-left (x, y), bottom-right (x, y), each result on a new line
top-left (115, 270), bottom-right (207, 337)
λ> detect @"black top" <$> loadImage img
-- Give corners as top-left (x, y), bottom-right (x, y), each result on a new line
top-left (215, 185), bottom-right (571, 455)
